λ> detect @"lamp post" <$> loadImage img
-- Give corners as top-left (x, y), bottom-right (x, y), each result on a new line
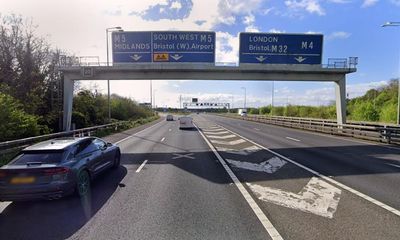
top-left (106, 26), bottom-right (123, 122)
top-left (241, 87), bottom-right (246, 109)
top-left (382, 21), bottom-right (400, 125)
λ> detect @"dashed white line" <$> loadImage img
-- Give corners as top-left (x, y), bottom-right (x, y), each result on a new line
top-left (0, 201), bottom-right (11, 214)
top-left (161, 137), bottom-right (165, 142)
top-left (254, 128), bottom-right (260, 131)
top-left (286, 137), bottom-right (300, 142)
top-left (169, 128), bottom-right (172, 131)
top-left (195, 123), bottom-right (284, 240)
top-left (218, 124), bottom-right (400, 218)
top-left (135, 160), bottom-right (148, 173)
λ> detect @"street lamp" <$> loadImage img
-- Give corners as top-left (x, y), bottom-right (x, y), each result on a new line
top-left (382, 21), bottom-right (400, 125)
top-left (241, 87), bottom-right (247, 109)
top-left (106, 26), bottom-right (123, 122)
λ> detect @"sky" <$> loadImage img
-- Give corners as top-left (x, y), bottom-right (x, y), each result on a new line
top-left (1, 0), bottom-right (399, 108)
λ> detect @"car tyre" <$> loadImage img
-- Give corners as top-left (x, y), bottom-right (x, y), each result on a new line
top-left (112, 152), bottom-right (121, 169)
top-left (77, 170), bottom-right (91, 197)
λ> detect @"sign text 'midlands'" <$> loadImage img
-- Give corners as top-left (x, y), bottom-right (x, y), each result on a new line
top-left (112, 31), bottom-right (215, 63)
top-left (240, 33), bottom-right (323, 65)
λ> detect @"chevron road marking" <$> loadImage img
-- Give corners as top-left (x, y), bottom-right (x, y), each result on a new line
top-left (211, 139), bottom-right (247, 146)
top-left (226, 157), bottom-right (287, 174)
top-left (207, 134), bottom-right (237, 140)
top-left (217, 145), bottom-right (262, 156)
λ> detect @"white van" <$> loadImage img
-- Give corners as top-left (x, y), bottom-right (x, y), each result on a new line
top-left (179, 116), bottom-right (194, 129)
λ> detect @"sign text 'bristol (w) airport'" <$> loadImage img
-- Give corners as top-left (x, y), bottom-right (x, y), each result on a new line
top-left (239, 33), bottom-right (323, 65)
top-left (112, 31), bottom-right (215, 63)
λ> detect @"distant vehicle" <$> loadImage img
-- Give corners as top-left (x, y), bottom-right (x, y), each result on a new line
top-left (238, 108), bottom-right (247, 117)
top-left (166, 114), bottom-right (174, 121)
top-left (179, 116), bottom-right (194, 129)
top-left (0, 137), bottom-right (120, 201)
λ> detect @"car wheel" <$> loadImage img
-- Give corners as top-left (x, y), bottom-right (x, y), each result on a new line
top-left (112, 152), bottom-right (121, 169)
top-left (77, 170), bottom-right (91, 197)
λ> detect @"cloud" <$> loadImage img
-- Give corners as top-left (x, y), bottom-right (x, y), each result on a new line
top-left (269, 28), bottom-right (286, 33)
top-left (362, 0), bottom-right (379, 7)
top-left (391, 0), bottom-right (400, 6)
top-left (132, 0), bottom-right (193, 21)
top-left (243, 14), bottom-right (260, 32)
top-left (284, 0), bottom-right (325, 16)
top-left (326, 31), bottom-right (351, 40)
top-left (215, 31), bottom-right (239, 63)
top-left (214, 0), bottom-right (264, 26)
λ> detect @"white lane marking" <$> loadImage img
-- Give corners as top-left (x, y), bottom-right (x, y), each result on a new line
top-left (161, 137), bottom-right (165, 142)
top-left (207, 134), bottom-right (237, 140)
top-left (203, 128), bottom-right (225, 132)
top-left (218, 124), bottom-right (400, 217)
top-left (286, 137), bottom-right (301, 142)
top-left (254, 128), bottom-right (261, 131)
top-left (169, 129), bottom-right (172, 131)
top-left (135, 160), bottom-right (148, 173)
top-left (0, 201), bottom-right (12, 214)
top-left (172, 153), bottom-right (195, 160)
top-left (115, 120), bottom-right (164, 145)
top-left (247, 177), bottom-right (342, 219)
top-left (210, 139), bottom-right (246, 146)
top-left (217, 145), bottom-right (262, 156)
top-left (195, 123), bottom-right (283, 240)
top-left (385, 163), bottom-right (400, 169)
top-left (226, 156), bottom-right (287, 174)
top-left (203, 131), bottom-right (230, 135)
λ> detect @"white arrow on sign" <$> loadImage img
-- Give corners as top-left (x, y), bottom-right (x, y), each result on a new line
top-left (294, 56), bottom-right (307, 63)
top-left (255, 55), bottom-right (267, 62)
top-left (170, 54), bottom-right (183, 61)
top-left (130, 54), bottom-right (142, 61)
top-left (247, 177), bottom-right (342, 218)
top-left (226, 156), bottom-right (287, 174)
top-left (211, 139), bottom-right (246, 146)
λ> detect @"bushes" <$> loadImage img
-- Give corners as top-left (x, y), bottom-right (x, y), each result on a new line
top-left (0, 93), bottom-right (41, 141)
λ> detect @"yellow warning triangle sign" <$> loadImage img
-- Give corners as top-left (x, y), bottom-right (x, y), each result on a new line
top-left (153, 53), bottom-right (169, 61)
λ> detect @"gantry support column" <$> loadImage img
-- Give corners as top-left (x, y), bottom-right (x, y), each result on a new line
top-left (335, 76), bottom-right (346, 125)
top-left (63, 77), bottom-right (74, 131)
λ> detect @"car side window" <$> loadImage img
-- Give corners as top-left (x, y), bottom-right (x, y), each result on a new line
top-left (76, 139), bottom-right (98, 158)
top-left (93, 139), bottom-right (106, 150)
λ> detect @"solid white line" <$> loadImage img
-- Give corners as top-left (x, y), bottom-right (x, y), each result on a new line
top-left (115, 120), bottom-right (164, 145)
top-left (218, 124), bottom-right (400, 218)
top-left (254, 128), bottom-right (261, 131)
top-left (194, 123), bottom-right (284, 240)
top-left (0, 201), bottom-right (11, 214)
top-left (286, 137), bottom-right (300, 142)
top-left (136, 160), bottom-right (148, 173)
top-left (385, 163), bottom-right (400, 169)
top-left (161, 137), bottom-right (165, 142)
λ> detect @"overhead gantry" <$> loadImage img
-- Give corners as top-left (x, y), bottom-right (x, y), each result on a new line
top-left (59, 63), bottom-right (356, 131)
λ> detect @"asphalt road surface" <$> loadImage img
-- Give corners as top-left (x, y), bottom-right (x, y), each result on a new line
top-left (1, 114), bottom-right (400, 240)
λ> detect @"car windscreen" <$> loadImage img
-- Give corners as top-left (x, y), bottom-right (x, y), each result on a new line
top-left (10, 150), bottom-right (66, 165)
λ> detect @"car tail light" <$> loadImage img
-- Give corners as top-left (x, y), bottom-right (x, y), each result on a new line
top-left (44, 167), bottom-right (70, 176)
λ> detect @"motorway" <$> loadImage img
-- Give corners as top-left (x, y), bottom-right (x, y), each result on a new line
top-left (1, 114), bottom-right (400, 239)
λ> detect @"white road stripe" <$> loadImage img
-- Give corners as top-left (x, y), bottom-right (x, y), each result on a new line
top-left (254, 128), bottom-right (260, 131)
top-left (0, 201), bottom-right (11, 214)
top-left (210, 139), bottom-right (246, 146)
top-left (115, 120), bottom-right (164, 145)
top-left (385, 163), bottom-right (400, 169)
top-left (169, 129), bottom-right (172, 131)
top-left (135, 160), bottom-right (148, 173)
top-left (203, 131), bottom-right (230, 135)
top-left (161, 137), bottom-right (165, 142)
top-left (218, 124), bottom-right (400, 218)
top-left (207, 134), bottom-right (237, 140)
top-left (286, 137), bottom-right (300, 142)
top-left (195, 123), bottom-right (284, 240)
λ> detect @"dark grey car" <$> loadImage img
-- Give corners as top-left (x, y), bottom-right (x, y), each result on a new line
top-left (0, 137), bottom-right (120, 201)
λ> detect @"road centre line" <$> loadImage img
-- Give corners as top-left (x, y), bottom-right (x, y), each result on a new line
top-left (115, 120), bottom-right (165, 145)
top-left (195, 123), bottom-right (284, 240)
top-left (286, 137), bottom-right (301, 142)
top-left (136, 160), bottom-right (148, 173)
top-left (218, 124), bottom-right (400, 217)
top-left (161, 137), bottom-right (165, 142)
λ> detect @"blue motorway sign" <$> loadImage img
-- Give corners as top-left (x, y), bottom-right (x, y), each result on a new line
top-left (112, 31), bottom-right (215, 63)
top-left (239, 33), bottom-right (323, 65)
